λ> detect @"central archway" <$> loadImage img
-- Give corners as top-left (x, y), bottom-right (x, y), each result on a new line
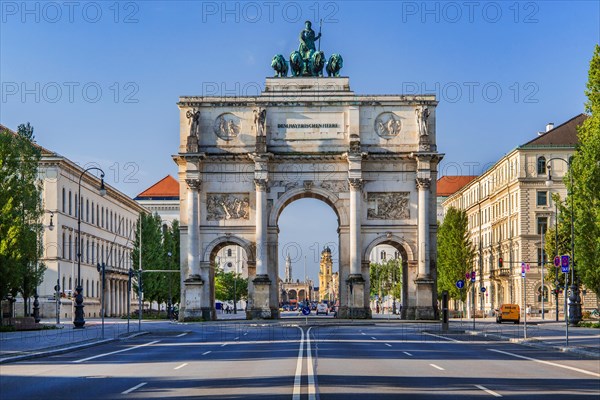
top-left (269, 188), bottom-right (348, 309)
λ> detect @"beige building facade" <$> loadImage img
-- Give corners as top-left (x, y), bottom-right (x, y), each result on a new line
top-left (442, 115), bottom-right (598, 316)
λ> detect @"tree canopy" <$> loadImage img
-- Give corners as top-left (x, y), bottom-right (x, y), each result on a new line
top-left (437, 207), bottom-right (475, 300)
top-left (0, 123), bottom-right (45, 318)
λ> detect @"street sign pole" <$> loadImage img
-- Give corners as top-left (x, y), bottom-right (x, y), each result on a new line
top-left (561, 255), bottom-right (570, 346)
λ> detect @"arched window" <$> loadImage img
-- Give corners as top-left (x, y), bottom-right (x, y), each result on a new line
top-left (227, 248), bottom-right (232, 257)
top-left (96, 282), bottom-right (99, 298)
top-left (68, 190), bottom-right (72, 215)
top-left (537, 285), bottom-right (548, 302)
top-left (101, 207), bottom-right (104, 227)
top-left (86, 239), bottom-right (89, 263)
top-left (380, 251), bottom-right (386, 260)
top-left (86, 199), bottom-right (89, 222)
top-left (96, 205), bottom-right (99, 226)
top-left (74, 193), bottom-right (78, 218)
top-left (91, 202), bottom-right (95, 224)
top-left (62, 277), bottom-right (66, 293)
top-left (62, 188), bottom-right (66, 212)
top-left (110, 211), bottom-right (113, 232)
top-left (86, 280), bottom-right (89, 295)
top-left (68, 277), bottom-right (72, 290)
top-left (68, 234), bottom-right (72, 260)
top-left (91, 280), bottom-right (94, 297)
top-left (62, 232), bottom-right (66, 258)
top-left (537, 156), bottom-right (546, 175)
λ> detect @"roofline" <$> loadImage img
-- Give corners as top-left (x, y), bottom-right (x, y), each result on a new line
top-left (519, 113), bottom-right (587, 147)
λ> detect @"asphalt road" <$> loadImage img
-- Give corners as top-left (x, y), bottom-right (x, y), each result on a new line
top-left (1, 322), bottom-right (599, 399)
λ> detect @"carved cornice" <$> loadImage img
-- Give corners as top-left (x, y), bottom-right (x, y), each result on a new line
top-left (348, 178), bottom-right (364, 191)
top-left (254, 178), bottom-right (268, 191)
top-left (416, 177), bottom-right (431, 190)
top-left (186, 179), bottom-right (202, 191)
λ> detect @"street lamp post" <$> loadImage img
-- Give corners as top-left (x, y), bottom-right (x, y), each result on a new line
top-left (33, 212), bottom-right (54, 323)
top-left (546, 158), bottom-right (581, 326)
top-left (167, 252), bottom-right (172, 320)
top-left (74, 167), bottom-right (106, 328)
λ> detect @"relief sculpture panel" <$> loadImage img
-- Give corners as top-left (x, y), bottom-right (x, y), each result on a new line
top-left (207, 193), bottom-right (250, 220)
top-left (367, 192), bottom-right (410, 220)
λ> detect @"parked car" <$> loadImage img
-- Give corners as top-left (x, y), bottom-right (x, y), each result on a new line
top-left (316, 303), bottom-right (329, 315)
top-left (496, 304), bottom-right (520, 324)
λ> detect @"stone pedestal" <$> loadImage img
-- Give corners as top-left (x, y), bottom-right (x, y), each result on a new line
top-left (339, 274), bottom-right (370, 319)
top-left (415, 277), bottom-right (436, 320)
top-left (182, 275), bottom-right (206, 321)
top-left (248, 275), bottom-right (274, 319)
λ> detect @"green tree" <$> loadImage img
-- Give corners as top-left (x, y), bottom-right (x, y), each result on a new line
top-left (544, 193), bottom-right (572, 289)
top-left (369, 259), bottom-right (402, 299)
top-left (214, 267), bottom-right (248, 304)
top-left (132, 213), bottom-right (164, 308)
top-left (162, 220), bottom-right (181, 308)
top-left (437, 207), bottom-right (475, 300)
top-left (0, 123), bottom-right (45, 319)
top-left (569, 44), bottom-right (600, 294)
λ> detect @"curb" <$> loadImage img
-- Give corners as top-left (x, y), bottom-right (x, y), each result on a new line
top-left (0, 331), bottom-right (149, 364)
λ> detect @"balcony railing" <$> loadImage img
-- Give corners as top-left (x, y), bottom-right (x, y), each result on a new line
top-left (490, 268), bottom-right (511, 279)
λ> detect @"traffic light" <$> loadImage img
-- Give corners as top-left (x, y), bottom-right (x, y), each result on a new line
top-left (498, 257), bottom-right (503, 268)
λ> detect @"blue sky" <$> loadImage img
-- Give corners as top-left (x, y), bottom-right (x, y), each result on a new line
top-left (1, 1), bottom-right (598, 281)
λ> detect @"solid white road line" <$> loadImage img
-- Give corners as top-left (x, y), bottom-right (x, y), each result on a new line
top-left (429, 363), bottom-right (445, 371)
top-left (488, 349), bottom-right (600, 377)
top-left (423, 332), bottom-right (463, 343)
top-left (385, 343), bottom-right (392, 347)
top-left (306, 327), bottom-right (316, 400)
top-left (176, 332), bottom-right (188, 337)
top-left (73, 340), bottom-right (160, 363)
top-left (292, 327), bottom-right (305, 400)
top-left (403, 351), bottom-right (413, 356)
top-left (202, 351), bottom-right (212, 355)
top-left (475, 384), bottom-right (502, 397)
top-left (122, 382), bottom-right (147, 394)
top-left (174, 363), bottom-right (188, 370)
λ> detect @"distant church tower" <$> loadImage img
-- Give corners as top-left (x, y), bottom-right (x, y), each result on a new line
top-left (285, 254), bottom-right (293, 283)
top-left (319, 246), bottom-right (333, 301)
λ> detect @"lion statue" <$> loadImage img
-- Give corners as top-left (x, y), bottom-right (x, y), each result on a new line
top-left (271, 54), bottom-right (288, 77)
top-left (311, 50), bottom-right (325, 77)
top-left (289, 51), bottom-right (303, 77)
top-left (326, 54), bottom-right (344, 77)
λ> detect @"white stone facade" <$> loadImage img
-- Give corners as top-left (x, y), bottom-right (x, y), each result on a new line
top-left (175, 77), bottom-right (442, 320)
top-left (36, 152), bottom-right (146, 321)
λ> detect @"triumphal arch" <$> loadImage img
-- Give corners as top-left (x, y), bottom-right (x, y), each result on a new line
top-left (174, 23), bottom-right (442, 320)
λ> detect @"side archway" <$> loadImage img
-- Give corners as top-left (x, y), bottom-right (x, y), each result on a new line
top-left (364, 235), bottom-right (417, 319)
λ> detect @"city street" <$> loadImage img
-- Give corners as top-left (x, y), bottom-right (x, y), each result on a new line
top-left (1, 321), bottom-right (599, 399)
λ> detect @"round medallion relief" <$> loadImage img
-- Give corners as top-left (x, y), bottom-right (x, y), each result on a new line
top-left (374, 112), bottom-right (402, 139)
top-left (213, 113), bottom-right (240, 141)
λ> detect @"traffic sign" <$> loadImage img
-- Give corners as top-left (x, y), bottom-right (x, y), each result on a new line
top-left (554, 256), bottom-right (561, 267)
top-left (456, 280), bottom-right (465, 289)
top-left (466, 272), bottom-right (470, 280)
top-left (561, 255), bottom-right (570, 273)
top-left (301, 306), bottom-right (311, 316)
top-left (521, 263), bottom-right (526, 277)
top-left (470, 271), bottom-right (476, 282)
top-left (480, 287), bottom-right (486, 293)
top-left (526, 263), bottom-right (530, 272)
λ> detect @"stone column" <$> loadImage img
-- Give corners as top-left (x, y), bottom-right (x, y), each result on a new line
top-left (183, 179), bottom-right (205, 320)
top-left (416, 177), bottom-right (431, 277)
top-left (250, 178), bottom-right (273, 319)
top-left (255, 179), bottom-right (268, 277)
top-left (186, 179), bottom-right (201, 278)
top-left (348, 178), bottom-right (363, 276)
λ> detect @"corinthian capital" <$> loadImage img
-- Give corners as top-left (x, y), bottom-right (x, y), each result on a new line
top-left (254, 178), bottom-right (268, 192)
top-left (416, 177), bottom-right (431, 190)
top-left (348, 178), bottom-right (363, 191)
top-left (186, 179), bottom-right (202, 191)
